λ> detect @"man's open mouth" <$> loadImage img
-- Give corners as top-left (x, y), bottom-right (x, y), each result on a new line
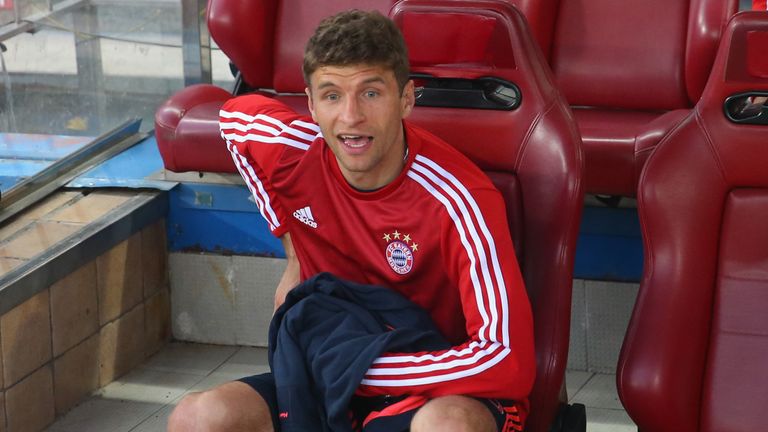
top-left (339, 135), bottom-right (373, 148)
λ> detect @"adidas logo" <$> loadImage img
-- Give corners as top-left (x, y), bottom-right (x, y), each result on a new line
top-left (292, 206), bottom-right (318, 228)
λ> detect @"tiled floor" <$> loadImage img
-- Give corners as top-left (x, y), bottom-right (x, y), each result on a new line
top-left (45, 342), bottom-right (637, 432)
top-left (566, 371), bottom-right (636, 432)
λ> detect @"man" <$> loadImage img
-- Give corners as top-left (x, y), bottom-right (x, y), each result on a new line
top-left (168, 9), bottom-right (535, 432)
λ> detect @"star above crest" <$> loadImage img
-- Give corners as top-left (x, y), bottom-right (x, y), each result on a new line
top-left (381, 229), bottom-right (419, 253)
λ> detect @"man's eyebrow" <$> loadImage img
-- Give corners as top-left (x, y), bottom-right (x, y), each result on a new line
top-left (361, 76), bottom-right (387, 85)
top-left (315, 75), bottom-right (387, 90)
top-left (316, 81), bottom-right (338, 91)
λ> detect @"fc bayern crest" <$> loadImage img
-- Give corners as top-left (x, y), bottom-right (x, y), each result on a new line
top-left (386, 241), bottom-right (414, 274)
top-left (382, 230), bottom-right (419, 275)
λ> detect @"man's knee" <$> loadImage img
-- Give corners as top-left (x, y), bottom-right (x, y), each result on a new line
top-left (168, 392), bottom-right (206, 431)
top-left (167, 382), bottom-right (273, 432)
top-left (411, 395), bottom-right (497, 432)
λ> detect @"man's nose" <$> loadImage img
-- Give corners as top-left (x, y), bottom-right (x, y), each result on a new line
top-left (340, 97), bottom-right (365, 125)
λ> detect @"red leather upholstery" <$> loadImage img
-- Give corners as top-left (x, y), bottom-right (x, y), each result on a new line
top-left (155, 84), bottom-right (233, 172)
top-left (392, 3), bottom-right (583, 430)
top-left (503, 0), bottom-right (561, 59)
top-left (207, 1), bottom-right (278, 89)
top-left (617, 12), bottom-right (768, 432)
top-left (547, 0), bottom-right (737, 195)
top-left (156, 0), bottom-right (738, 197)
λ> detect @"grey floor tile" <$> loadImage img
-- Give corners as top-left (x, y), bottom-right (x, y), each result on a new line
top-left (584, 407), bottom-right (636, 432)
top-left (566, 370), bottom-right (593, 402)
top-left (213, 346), bottom-right (270, 375)
top-left (185, 348), bottom-right (270, 393)
top-left (45, 398), bottom-right (163, 432)
top-left (97, 367), bottom-right (203, 405)
top-left (585, 281), bottom-right (638, 373)
top-left (568, 280), bottom-right (588, 370)
top-left (130, 404), bottom-right (174, 432)
top-left (185, 371), bottom-right (248, 394)
top-left (140, 341), bottom-right (238, 376)
top-left (571, 373), bottom-right (623, 410)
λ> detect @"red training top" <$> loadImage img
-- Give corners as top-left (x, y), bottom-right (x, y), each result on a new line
top-left (220, 94), bottom-right (535, 405)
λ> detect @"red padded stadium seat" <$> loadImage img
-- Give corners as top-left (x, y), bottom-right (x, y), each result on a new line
top-left (541, 0), bottom-right (737, 196)
top-left (391, 2), bottom-right (583, 430)
top-left (155, 1), bottom-right (584, 430)
top-left (617, 12), bottom-right (768, 432)
top-left (398, 0), bottom-right (737, 197)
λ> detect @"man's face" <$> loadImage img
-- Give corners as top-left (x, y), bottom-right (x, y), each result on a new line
top-left (306, 64), bottom-right (415, 190)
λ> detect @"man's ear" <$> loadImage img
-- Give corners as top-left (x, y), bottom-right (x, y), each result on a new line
top-left (401, 80), bottom-right (416, 119)
top-left (305, 88), bottom-right (318, 122)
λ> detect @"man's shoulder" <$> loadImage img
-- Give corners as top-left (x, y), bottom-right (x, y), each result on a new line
top-left (221, 94), bottom-right (301, 121)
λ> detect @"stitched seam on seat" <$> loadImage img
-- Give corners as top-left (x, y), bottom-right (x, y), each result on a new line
top-left (514, 97), bottom-right (556, 171)
top-left (695, 109), bottom-right (728, 185)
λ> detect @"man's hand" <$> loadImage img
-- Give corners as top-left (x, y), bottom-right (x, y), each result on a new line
top-left (275, 232), bottom-right (300, 312)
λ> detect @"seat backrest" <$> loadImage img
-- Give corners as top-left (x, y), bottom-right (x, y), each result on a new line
top-left (549, 0), bottom-right (737, 111)
top-left (207, 0), bottom-right (739, 199)
top-left (210, 0), bottom-right (737, 109)
top-left (391, 2), bottom-right (583, 431)
top-left (510, 0), bottom-right (738, 197)
top-left (208, 0), bottom-right (398, 94)
top-left (617, 11), bottom-right (768, 432)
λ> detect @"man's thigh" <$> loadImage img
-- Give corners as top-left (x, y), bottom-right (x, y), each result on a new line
top-left (237, 373), bottom-right (279, 430)
top-left (168, 377), bottom-right (275, 432)
top-left (409, 395), bottom-right (523, 432)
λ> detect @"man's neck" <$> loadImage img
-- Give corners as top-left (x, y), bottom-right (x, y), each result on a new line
top-left (341, 133), bottom-right (409, 192)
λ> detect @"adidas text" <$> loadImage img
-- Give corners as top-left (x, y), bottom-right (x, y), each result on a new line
top-left (293, 206), bottom-right (318, 228)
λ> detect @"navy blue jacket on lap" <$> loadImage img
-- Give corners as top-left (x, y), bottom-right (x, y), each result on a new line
top-left (268, 272), bottom-right (449, 432)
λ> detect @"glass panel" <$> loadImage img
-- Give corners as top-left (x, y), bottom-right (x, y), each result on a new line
top-left (212, 38), bottom-right (236, 90)
top-left (0, 0), bottom-right (201, 196)
top-left (0, 1), bottom-right (15, 28)
top-left (2, 12), bottom-right (80, 135)
top-left (0, 0), bottom-right (237, 197)
top-left (18, 0), bottom-right (47, 17)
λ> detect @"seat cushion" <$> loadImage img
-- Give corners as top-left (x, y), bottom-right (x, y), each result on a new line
top-left (703, 190), bottom-right (768, 432)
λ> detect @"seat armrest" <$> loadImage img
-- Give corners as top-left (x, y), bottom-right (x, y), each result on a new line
top-left (155, 84), bottom-right (234, 173)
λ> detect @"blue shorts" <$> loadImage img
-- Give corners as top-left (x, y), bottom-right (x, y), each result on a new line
top-left (239, 373), bottom-right (524, 432)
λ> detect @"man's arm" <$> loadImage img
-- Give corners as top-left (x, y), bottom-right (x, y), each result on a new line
top-left (220, 94), bottom-right (318, 238)
top-left (274, 232), bottom-right (300, 311)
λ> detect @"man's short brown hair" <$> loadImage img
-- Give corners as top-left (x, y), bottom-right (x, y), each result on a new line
top-left (303, 10), bottom-right (410, 92)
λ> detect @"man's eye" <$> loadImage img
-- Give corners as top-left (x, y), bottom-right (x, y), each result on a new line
top-left (365, 90), bottom-right (379, 98)
top-left (326, 94), bottom-right (339, 101)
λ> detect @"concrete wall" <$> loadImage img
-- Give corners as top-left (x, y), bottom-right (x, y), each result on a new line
top-left (169, 253), bottom-right (638, 374)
